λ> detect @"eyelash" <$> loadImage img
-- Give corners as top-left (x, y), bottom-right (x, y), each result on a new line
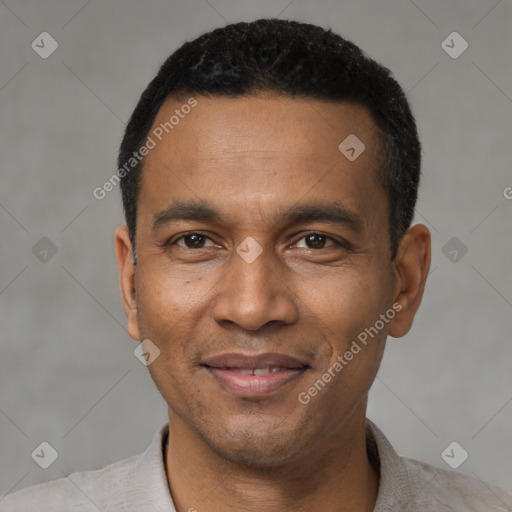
top-left (164, 231), bottom-right (350, 251)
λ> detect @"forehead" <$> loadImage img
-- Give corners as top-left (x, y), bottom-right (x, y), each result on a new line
top-left (138, 93), bottom-right (387, 233)
top-left (150, 93), bottom-right (380, 158)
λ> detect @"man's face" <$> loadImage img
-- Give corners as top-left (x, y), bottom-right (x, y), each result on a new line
top-left (120, 94), bottom-right (403, 465)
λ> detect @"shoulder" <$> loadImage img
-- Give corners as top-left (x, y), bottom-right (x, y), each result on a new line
top-left (401, 456), bottom-right (512, 511)
top-left (366, 419), bottom-right (512, 512)
top-left (0, 452), bottom-right (140, 512)
top-left (0, 424), bottom-right (172, 512)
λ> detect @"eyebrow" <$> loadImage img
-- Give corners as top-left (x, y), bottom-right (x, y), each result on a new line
top-left (152, 200), bottom-right (365, 234)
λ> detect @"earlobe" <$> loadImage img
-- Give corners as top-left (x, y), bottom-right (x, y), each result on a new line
top-left (388, 224), bottom-right (431, 339)
top-left (114, 226), bottom-right (141, 340)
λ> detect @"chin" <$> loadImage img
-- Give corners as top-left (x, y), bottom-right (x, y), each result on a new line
top-left (209, 436), bottom-right (302, 467)
top-left (197, 416), bottom-right (312, 468)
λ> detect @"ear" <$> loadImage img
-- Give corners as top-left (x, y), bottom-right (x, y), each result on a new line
top-left (388, 224), bottom-right (431, 338)
top-left (114, 226), bottom-right (141, 340)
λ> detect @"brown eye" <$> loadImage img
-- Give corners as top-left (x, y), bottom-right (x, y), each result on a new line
top-left (295, 234), bottom-right (337, 250)
top-left (175, 233), bottom-right (215, 249)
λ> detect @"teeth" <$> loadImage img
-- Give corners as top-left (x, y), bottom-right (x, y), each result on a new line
top-left (254, 367), bottom-right (282, 375)
top-left (254, 367), bottom-right (270, 376)
top-left (226, 366), bottom-right (284, 375)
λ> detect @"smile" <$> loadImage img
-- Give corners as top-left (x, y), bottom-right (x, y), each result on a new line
top-left (201, 353), bottom-right (310, 397)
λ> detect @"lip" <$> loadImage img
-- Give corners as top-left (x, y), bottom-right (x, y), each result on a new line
top-left (201, 352), bottom-right (310, 397)
top-left (201, 352), bottom-right (309, 369)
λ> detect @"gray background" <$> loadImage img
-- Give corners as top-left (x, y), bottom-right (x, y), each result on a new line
top-left (1, 0), bottom-right (512, 499)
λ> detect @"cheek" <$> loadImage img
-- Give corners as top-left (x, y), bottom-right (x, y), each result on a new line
top-left (134, 270), bottom-right (194, 376)
top-left (134, 269), bottom-right (202, 411)
top-left (135, 264), bottom-right (207, 324)
top-left (306, 266), bottom-right (386, 338)
top-left (304, 265), bottom-right (392, 400)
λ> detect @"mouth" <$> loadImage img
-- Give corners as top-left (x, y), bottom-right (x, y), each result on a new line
top-left (200, 352), bottom-right (311, 397)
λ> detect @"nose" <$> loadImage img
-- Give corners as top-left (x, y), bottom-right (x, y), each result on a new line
top-left (212, 244), bottom-right (299, 331)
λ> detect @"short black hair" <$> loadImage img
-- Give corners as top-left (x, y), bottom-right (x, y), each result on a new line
top-left (118, 18), bottom-right (421, 261)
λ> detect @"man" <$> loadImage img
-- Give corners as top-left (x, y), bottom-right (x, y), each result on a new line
top-left (2, 18), bottom-right (511, 512)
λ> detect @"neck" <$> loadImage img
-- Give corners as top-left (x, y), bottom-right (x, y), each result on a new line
top-left (164, 406), bottom-right (380, 512)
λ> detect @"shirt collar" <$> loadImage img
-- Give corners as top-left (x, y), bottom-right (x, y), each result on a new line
top-left (128, 423), bottom-right (176, 511)
top-left (365, 418), bottom-right (416, 511)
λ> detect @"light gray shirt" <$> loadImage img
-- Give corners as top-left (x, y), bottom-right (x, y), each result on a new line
top-left (1, 419), bottom-right (511, 511)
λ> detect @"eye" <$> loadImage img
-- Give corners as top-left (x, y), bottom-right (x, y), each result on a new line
top-left (173, 233), bottom-right (218, 249)
top-left (293, 233), bottom-right (343, 250)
